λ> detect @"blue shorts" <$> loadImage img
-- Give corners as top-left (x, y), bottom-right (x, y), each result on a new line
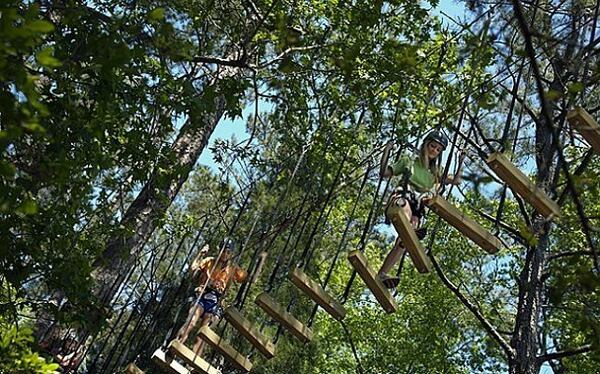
top-left (195, 289), bottom-right (223, 318)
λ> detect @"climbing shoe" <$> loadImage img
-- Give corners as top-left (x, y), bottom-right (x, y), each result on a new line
top-left (415, 227), bottom-right (427, 240)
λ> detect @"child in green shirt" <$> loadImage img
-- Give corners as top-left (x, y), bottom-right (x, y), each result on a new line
top-left (378, 130), bottom-right (462, 288)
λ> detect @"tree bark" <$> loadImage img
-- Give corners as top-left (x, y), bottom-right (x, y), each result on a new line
top-left (91, 89), bottom-right (228, 305)
top-left (509, 225), bottom-right (547, 374)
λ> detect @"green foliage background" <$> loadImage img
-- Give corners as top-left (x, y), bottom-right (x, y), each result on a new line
top-left (1, 0), bottom-right (600, 373)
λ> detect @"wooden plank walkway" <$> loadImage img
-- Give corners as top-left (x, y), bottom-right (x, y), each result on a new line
top-left (224, 306), bottom-right (276, 359)
top-left (255, 293), bottom-right (313, 343)
top-left (347, 250), bottom-right (398, 314)
top-left (486, 152), bottom-right (560, 219)
top-left (426, 195), bottom-right (502, 254)
top-left (567, 107), bottom-right (600, 154)
top-left (288, 268), bottom-right (346, 320)
top-left (151, 348), bottom-right (190, 374)
top-left (386, 204), bottom-right (431, 273)
top-left (167, 340), bottom-right (220, 374)
top-left (197, 326), bottom-right (252, 372)
top-left (125, 362), bottom-right (144, 374)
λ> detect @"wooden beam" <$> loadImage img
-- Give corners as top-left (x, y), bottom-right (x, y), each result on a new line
top-left (224, 307), bottom-right (276, 359)
top-left (486, 152), bottom-right (561, 219)
top-left (385, 203), bottom-right (431, 273)
top-left (567, 107), bottom-right (600, 154)
top-left (125, 362), bottom-right (145, 374)
top-left (151, 348), bottom-right (190, 374)
top-left (197, 326), bottom-right (252, 372)
top-left (288, 268), bottom-right (346, 320)
top-left (426, 195), bottom-right (502, 254)
top-left (347, 250), bottom-right (398, 314)
top-left (255, 293), bottom-right (313, 344)
top-left (167, 340), bottom-right (221, 374)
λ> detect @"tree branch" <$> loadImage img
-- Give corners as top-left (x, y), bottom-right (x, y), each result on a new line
top-left (475, 208), bottom-right (528, 244)
top-left (537, 344), bottom-right (593, 363)
top-left (257, 44), bottom-right (334, 69)
top-left (548, 250), bottom-right (595, 261)
top-left (498, 83), bottom-right (543, 129)
top-left (191, 55), bottom-right (251, 68)
top-left (430, 253), bottom-right (516, 359)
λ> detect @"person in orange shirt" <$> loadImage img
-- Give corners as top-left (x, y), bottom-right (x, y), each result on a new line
top-left (176, 238), bottom-right (247, 354)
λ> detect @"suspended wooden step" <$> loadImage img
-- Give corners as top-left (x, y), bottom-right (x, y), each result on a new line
top-left (255, 293), bottom-right (313, 344)
top-left (385, 203), bottom-right (432, 273)
top-left (567, 107), bottom-right (600, 154)
top-left (288, 268), bottom-right (347, 321)
top-left (125, 362), bottom-right (145, 374)
top-left (151, 348), bottom-right (190, 374)
top-left (486, 152), bottom-right (561, 219)
top-left (224, 307), bottom-right (276, 359)
top-left (347, 250), bottom-right (398, 314)
top-left (197, 326), bottom-right (252, 372)
top-left (426, 195), bottom-right (502, 254)
top-left (167, 340), bottom-right (221, 374)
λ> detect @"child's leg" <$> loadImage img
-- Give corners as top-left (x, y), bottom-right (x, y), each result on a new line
top-left (177, 304), bottom-right (204, 344)
top-left (192, 313), bottom-right (215, 356)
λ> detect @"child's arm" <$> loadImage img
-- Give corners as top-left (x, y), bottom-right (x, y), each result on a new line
top-left (444, 151), bottom-right (466, 186)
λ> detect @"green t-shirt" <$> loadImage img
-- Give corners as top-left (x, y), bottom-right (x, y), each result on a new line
top-left (390, 154), bottom-right (436, 193)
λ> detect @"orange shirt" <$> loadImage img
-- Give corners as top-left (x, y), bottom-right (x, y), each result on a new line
top-left (198, 257), bottom-right (247, 293)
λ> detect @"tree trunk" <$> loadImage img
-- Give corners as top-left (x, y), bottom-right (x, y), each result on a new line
top-left (509, 224), bottom-right (547, 374)
top-left (91, 90), bottom-right (228, 305)
top-left (509, 58), bottom-right (558, 371)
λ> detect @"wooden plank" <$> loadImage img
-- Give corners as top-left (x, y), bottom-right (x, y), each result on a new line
top-left (385, 203), bottom-right (432, 273)
top-left (167, 340), bottom-right (221, 374)
top-left (486, 152), bottom-right (561, 219)
top-left (426, 195), bottom-right (502, 254)
top-left (255, 293), bottom-right (313, 344)
top-left (197, 326), bottom-right (253, 372)
top-left (125, 363), bottom-right (145, 374)
top-left (288, 268), bottom-right (347, 320)
top-left (567, 107), bottom-right (600, 154)
top-left (151, 348), bottom-right (190, 374)
top-left (224, 307), bottom-right (276, 359)
top-left (347, 250), bottom-right (398, 314)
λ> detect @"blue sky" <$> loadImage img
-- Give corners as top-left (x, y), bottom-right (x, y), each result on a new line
top-left (198, 0), bottom-right (468, 171)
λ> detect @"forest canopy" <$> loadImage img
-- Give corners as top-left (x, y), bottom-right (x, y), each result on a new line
top-left (1, 0), bottom-right (599, 373)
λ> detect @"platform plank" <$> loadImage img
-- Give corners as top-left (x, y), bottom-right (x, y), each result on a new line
top-left (197, 326), bottom-right (252, 372)
top-left (347, 250), bottom-right (398, 314)
top-left (151, 348), bottom-right (190, 374)
top-left (224, 307), bottom-right (276, 359)
top-left (288, 268), bottom-right (346, 320)
top-left (486, 152), bottom-right (560, 219)
top-left (255, 293), bottom-right (313, 344)
top-left (426, 195), bottom-right (501, 254)
top-left (567, 107), bottom-right (600, 154)
top-left (167, 340), bottom-right (220, 374)
top-left (386, 204), bottom-right (431, 273)
top-left (125, 362), bottom-right (145, 374)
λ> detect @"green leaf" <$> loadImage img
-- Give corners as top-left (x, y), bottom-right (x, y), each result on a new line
top-left (518, 222), bottom-right (538, 246)
top-left (22, 122), bottom-right (46, 134)
top-left (0, 160), bottom-right (16, 177)
top-left (545, 89), bottom-right (562, 101)
top-left (277, 57), bottom-right (299, 73)
top-left (36, 48), bottom-right (62, 68)
top-left (567, 82), bottom-right (585, 94)
top-left (148, 8), bottom-right (166, 21)
top-left (18, 199), bottom-right (38, 215)
top-left (26, 20), bottom-right (55, 33)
